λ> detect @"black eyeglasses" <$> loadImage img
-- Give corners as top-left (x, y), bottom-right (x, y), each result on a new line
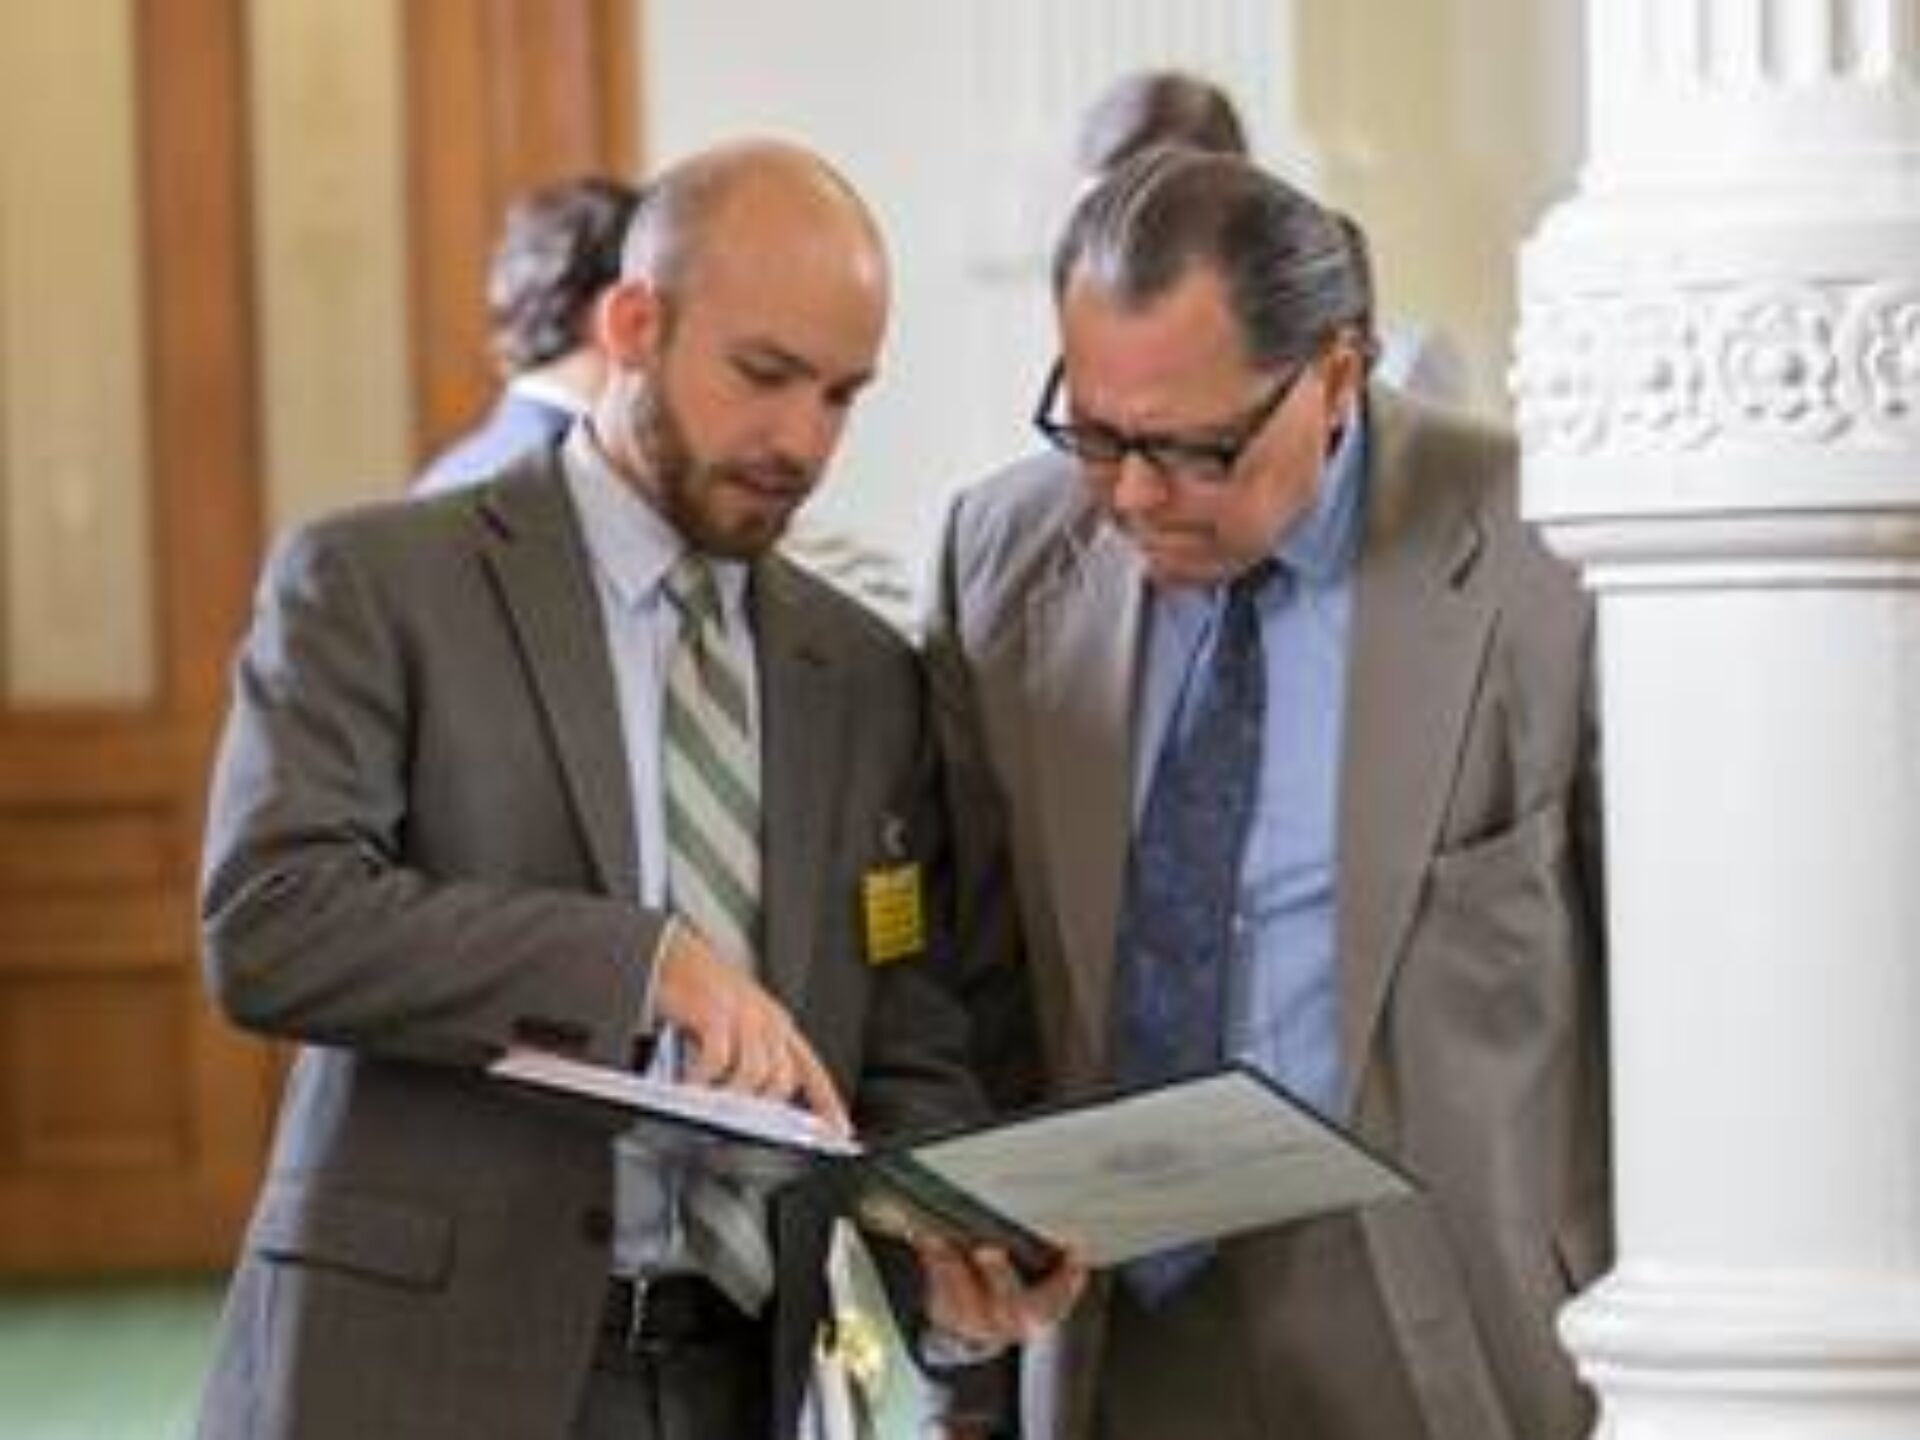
top-left (1031, 357), bottom-right (1311, 485)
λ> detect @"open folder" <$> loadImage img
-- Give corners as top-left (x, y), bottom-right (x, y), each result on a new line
top-left (488, 1047), bottom-right (1413, 1276)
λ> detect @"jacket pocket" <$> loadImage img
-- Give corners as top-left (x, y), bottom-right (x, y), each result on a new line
top-left (251, 1176), bottom-right (454, 1290)
top-left (1428, 797), bottom-right (1569, 910)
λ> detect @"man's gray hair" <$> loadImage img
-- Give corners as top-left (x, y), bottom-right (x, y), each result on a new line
top-left (1052, 147), bottom-right (1375, 368)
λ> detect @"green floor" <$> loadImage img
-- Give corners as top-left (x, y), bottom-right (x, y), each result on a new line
top-left (0, 1277), bottom-right (222, 1440)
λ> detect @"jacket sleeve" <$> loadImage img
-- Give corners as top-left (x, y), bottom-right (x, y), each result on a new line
top-left (199, 519), bottom-right (660, 1071)
top-left (923, 489), bottom-right (1048, 1112)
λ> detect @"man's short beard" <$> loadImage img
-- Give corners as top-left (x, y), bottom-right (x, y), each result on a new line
top-left (627, 380), bottom-right (788, 560)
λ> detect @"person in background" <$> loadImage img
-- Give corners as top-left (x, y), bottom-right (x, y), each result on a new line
top-left (1074, 66), bottom-right (1249, 171)
top-left (1074, 68), bottom-right (1469, 405)
top-left (929, 146), bottom-right (1606, 1440)
top-left (416, 174), bottom-right (641, 494)
top-left (197, 138), bottom-right (1074, 1440)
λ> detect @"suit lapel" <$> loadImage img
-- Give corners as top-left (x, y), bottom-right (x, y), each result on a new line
top-left (1337, 392), bottom-right (1497, 1116)
top-left (1027, 517), bottom-right (1143, 1077)
top-left (753, 558), bottom-right (843, 1011)
top-left (477, 457), bottom-right (640, 902)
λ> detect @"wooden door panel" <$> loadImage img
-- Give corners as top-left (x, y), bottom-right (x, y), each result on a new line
top-left (5, 973), bottom-right (191, 1172)
top-left (0, 716), bottom-right (284, 1271)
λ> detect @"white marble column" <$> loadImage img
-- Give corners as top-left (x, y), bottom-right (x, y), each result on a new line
top-left (1515, 1), bottom-right (1920, 1436)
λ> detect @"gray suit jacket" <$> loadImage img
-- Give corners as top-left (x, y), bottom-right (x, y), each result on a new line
top-left (928, 388), bottom-right (1608, 1440)
top-left (197, 448), bottom-right (980, 1439)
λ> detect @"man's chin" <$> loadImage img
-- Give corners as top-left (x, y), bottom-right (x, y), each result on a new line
top-left (686, 507), bottom-right (797, 560)
top-left (698, 479), bottom-right (812, 555)
top-left (1133, 540), bottom-right (1232, 590)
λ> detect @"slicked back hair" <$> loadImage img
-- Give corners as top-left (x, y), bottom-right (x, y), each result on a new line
top-left (1052, 147), bottom-right (1376, 369)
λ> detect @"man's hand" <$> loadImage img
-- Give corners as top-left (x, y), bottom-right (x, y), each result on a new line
top-left (916, 1239), bottom-right (1087, 1351)
top-left (651, 923), bottom-right (849, 1132)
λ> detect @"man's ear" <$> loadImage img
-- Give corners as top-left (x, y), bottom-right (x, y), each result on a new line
top-left (1320, 334), bottom-right (1370, 420)
top-left (597, 278), bottom-right (662, 367)
top-left (1314, 335), bottom-right (1370, 459)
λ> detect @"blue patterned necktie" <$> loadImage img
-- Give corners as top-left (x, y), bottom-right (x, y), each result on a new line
top-left (1113, 560), bottom-right (1276, 1305)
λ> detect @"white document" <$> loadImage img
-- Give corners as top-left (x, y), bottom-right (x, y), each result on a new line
top-left (488, 1045), bottom-right (859, 1185)
top-left (886, 1066), bottom-right (1412, 1268)
top-left (490, 1049), bottom-right (1411, 1270)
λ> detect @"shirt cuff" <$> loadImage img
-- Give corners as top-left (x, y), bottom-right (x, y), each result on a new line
top-left (637, 914), bottom-right (682, 1039)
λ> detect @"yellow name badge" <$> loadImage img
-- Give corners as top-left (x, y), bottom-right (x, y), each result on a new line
top-left (861, 863), bottom-right (925, 966)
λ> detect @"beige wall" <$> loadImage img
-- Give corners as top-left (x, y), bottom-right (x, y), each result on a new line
top-left (0, 0), bottom-right (1585, 696)
top-left (1300, 0), bottom-right (1586, 415)
top-left (647, 0), bottom-right (1588, 580)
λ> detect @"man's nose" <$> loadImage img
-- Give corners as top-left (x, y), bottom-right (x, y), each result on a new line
top-left (772, 394), bottom-right (841, 470)
top-left (1108, 450), bottom-right (1169, 515)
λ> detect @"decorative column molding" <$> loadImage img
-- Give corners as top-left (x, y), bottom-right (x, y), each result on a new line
top-left (1586, 0), bottom-right (1920, 189)
top-left (1520, 0), bottom-right (1920, 525)
top-left (1517, 2), bottom-right (1920, 1437)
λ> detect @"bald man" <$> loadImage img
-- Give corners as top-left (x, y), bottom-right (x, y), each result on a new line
top-left (195, 140), bottom-right (1070, 1440)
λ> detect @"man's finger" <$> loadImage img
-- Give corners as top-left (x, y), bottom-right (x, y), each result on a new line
top-left (683, 1021), bottom-right (734, 1086)
top-left (1009, 1249), bottom-right (1087, 1331)
top-left (731, 1037), bottom-right (785, 1097)
top-left (761, 1046), bottom-right (798, 1105)
top-left (790, 1041), bottom-right (850, 1134)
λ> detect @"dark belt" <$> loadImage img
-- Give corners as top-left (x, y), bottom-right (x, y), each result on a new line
top-left (599, 1274), bottom-right (760, 1354)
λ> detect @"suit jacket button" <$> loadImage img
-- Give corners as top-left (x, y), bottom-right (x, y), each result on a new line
top-left (581, 1206), bottom-right (613, 1245)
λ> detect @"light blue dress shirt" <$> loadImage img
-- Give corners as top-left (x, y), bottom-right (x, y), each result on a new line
top-left (561, 424), bottom-right (756, 913)
top-left (1130, 419), bottom-right (1367, 1116)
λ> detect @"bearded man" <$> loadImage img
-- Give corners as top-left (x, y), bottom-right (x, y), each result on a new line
top-left (195, 139), bottom-right (1072, 1440)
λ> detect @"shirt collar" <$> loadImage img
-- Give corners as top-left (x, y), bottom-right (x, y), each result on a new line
top-left (508, 370), bottom-right (589, 415)
top-left (1274, 406), bottom-right (1367, 587)
top-left (560, 422), bottom-right (750, 625)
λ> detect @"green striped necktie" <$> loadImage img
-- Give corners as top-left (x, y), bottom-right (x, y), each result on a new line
top-left (662, 551), bottom-right (774, 1311)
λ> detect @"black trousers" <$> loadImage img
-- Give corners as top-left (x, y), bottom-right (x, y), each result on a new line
top-left (572, 1277), bottom-right (773, 1440)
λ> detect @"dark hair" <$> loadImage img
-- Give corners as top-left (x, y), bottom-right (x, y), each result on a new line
top-left (488, 176), bottom-right (642, 373)
top-left (1052, 147), bottom-right (1375, 368)
top-left (1076, 70), bottom-right (1249, 177)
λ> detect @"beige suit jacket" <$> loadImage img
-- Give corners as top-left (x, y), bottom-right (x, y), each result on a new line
top-left (196, 449), bottom-right (981, 1439)
top-left (928, 388), bottom-right (1608, 1440)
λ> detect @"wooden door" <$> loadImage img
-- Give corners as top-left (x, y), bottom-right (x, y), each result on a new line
top-left (0, 0), bottom-right (637, 1276)
top-left (0, 0), bottom-right (267, 1275)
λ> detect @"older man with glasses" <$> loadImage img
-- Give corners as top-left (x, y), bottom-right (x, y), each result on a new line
top-left (926, 147), bottom-right (1608, 1440)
